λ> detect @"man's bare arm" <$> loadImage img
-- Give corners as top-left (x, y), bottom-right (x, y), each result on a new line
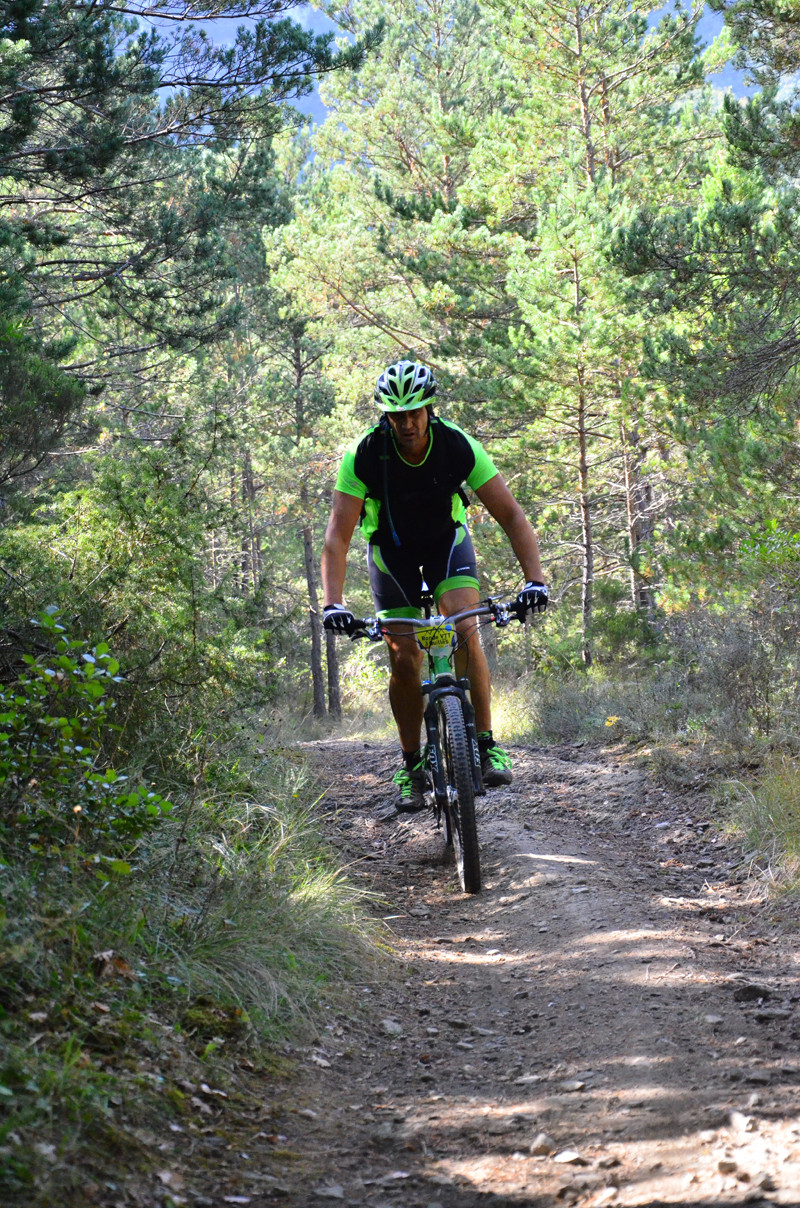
top-left (321, 490), bottom-right (363, 605)
top-left (475, 474), bottom-right (545, 584)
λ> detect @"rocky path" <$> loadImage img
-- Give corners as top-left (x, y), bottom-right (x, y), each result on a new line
top-left (250, 738), bottom-right (800, 1208)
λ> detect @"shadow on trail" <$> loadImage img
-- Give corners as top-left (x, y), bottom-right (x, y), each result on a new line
top-left (309, 738), bottom-right (799, 1206)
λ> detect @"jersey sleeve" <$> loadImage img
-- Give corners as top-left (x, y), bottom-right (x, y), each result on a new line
top-left (334, 442), bottom-right (368, 500)
top-left (462, 430), bottom-right (499, 490)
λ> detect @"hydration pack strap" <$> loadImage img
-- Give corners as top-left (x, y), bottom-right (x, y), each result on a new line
top-left (379, 414), bottom-right (402, 547)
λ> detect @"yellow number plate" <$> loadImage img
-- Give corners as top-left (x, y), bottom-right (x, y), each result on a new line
top-left (416, 623), bottom-right (455, 649)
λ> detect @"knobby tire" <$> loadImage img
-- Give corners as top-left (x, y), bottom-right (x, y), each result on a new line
top-left (438, 693), bottom-right (481, 894)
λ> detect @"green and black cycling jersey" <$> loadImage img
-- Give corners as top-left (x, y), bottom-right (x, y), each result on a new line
top-left (335, 415), bottom-right (498, 549)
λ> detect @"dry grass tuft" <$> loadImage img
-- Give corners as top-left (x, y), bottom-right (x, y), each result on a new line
top-left (721, 761), bottom-right (800, 890)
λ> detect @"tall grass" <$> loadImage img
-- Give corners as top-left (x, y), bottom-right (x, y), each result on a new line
top-left (721, 763), bottom-right (800, 889)
top-left (145, 778), bottom-right (380, 1027)
top-left (2, 753), bottom-right (379, 1035)
top-left (0, 751), bottom-right (381, 1205)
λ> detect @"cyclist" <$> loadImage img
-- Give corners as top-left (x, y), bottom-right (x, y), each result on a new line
top-left (322, 360), bottom-right (548, 812)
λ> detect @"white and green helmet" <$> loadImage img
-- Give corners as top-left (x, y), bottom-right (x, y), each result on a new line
top-left (374, 360), bottom-right (437, 411)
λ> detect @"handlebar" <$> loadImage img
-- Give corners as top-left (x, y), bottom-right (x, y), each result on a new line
top-left (348, 596), bottom-right (523, 642)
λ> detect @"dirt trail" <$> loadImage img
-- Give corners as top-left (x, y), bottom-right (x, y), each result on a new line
top-left (185, 738), bottom-right (800, 1208)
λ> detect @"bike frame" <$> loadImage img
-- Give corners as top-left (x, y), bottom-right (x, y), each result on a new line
top-left (410, 616), bottom-right (483, 808)
top-left (374, 598), bottom-right (516, 810)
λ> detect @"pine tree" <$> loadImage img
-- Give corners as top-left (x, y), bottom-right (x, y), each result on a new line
top-left (278, 0), bottom-right (721, 665)
top-left (279, 0), bottom-right (514, 404)
top-left (709, 0), bottom-right (800, 80)
top-left (0, 319), bottom-right (84, 488)
top-left (0, 1), bottom-right (382, 474)
top-left (607, 3), bottom-right (800, 631)
top-left (462, 0), bottom-right (716, 661)
top-left (612, 0), bottom-right (800, 411)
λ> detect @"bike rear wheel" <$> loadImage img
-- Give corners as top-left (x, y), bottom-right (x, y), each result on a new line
top-left (437, 693), bottom-right (481, 894)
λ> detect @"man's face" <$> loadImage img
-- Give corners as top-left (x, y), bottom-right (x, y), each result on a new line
top-left (386, 405), bottom-right (429, 455)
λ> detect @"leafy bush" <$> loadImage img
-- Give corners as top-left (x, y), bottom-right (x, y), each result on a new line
top-left (591, 578), bottom-right (663, 664)
top-left (0, 609), bottom-right (171, 867)
top-left (336, 641), bottom-right (391, 735)
top-left (0, 446), bottom-right (282, 780)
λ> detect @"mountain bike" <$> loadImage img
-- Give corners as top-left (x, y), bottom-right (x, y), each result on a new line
top-left (348, 592), bottom-right (522, 895)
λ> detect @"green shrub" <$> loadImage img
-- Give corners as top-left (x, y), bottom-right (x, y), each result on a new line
top-left (0, 609), bottom-right (171, 868)
top-left (592, 578), bottom-right (663, 664)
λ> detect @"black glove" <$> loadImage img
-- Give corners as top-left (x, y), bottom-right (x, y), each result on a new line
top-left (323, 603), bottom-right (358, 635)
top-left (515, 581), bottom-right (549, 619)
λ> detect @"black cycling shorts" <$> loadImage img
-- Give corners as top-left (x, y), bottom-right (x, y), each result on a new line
top-left (367, 524), bottom-right (479, 618)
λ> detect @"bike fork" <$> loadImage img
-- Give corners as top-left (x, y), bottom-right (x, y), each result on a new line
top-left (422, 678), bottom-right (485, 808)
top-left (458, 677), bottom-right (486, 798)
top-left (423, 693), bottom-right (447, 812)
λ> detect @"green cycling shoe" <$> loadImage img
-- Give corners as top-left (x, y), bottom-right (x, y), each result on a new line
top-left (479, 734), bottom-right (513, 787)
top-left (392, 755), bottom-right (430, 813)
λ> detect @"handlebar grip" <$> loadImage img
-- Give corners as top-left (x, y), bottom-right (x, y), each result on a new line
top-left (510, 600), bottom-right (527, 624)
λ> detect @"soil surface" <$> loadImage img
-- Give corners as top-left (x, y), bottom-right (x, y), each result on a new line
top-left (142, 738), bottom-right (800, 1208)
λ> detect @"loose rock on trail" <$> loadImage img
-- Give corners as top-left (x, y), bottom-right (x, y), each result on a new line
top-left (155, 738), bottom-right (800, 1208)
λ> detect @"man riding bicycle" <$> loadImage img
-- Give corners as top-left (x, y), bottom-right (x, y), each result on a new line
top-left (322, 360), bottom-right (548, 812)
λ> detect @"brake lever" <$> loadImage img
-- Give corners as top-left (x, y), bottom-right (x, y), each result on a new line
top-left (492, 601), bottom-right (513, 628)
top-left (349, 619), bottom-right (383, 642)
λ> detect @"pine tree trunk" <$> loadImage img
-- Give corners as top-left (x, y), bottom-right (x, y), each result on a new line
top-left (575, 9), bottom-right (596, 185)
top-left (292, 333), bottom-right (327, 719)
top-left (302, 520), bottom-right (327, 719)
top-left (229, 467), bottom-right (242, 594)
top-left (239, 461), bottom-right (250, 591)
top-left (622, 425), bottom-right (639, 611)
top-left (242, 450), bottom-right (261, 594)
top-left (577, 364), bottom-right (594, 668)
top-left (620, 416), bottom-right (656, 615)
top-left (326, 630), bottom-right (342, 720)
top-left (572, 237), bottom-right (593, 668)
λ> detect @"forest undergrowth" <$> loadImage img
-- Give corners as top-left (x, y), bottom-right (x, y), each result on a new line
top-left (492, 649), bottom-right (800, 897)
top-left (0, 617), bottom-right (382, 1203)
top-left (489, 596), bottom-right (800, 895)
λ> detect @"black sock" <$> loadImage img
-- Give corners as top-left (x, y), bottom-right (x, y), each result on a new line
top-left (477, 730), bottom-right (493, 754)
top-left (403, 747), bottom-right (421, 769)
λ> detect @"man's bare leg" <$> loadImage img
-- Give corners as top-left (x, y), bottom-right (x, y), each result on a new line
top-left (382, 625), bottom-right (428, 810)
top-left (383, 626), bottom-right (425, 751)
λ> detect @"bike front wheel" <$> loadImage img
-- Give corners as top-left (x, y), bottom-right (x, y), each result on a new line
top-left (437, 693), bottom-right (481, 894)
